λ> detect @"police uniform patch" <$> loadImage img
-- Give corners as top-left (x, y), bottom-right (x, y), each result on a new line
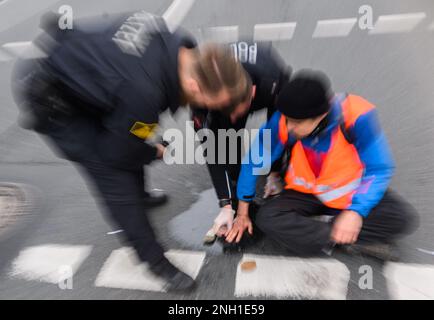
top-left (129, 122), bottom-right (158, 139)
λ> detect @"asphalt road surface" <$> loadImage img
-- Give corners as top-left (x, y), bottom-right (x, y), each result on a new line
top-left (0, 0), bottom-right (433, 300)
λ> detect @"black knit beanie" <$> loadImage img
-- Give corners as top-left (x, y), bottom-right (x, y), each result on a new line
top-left (276, 69), bottom-right (332, 119)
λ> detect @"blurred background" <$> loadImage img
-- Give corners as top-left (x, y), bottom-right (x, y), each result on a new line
top-left (0, 0), bottom-right (433, 300)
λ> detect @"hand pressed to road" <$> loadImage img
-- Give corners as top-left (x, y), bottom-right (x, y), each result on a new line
top-left (225, 215), bottom-right (253, 243)
top-left (226, 200), bottom-right (253, 243)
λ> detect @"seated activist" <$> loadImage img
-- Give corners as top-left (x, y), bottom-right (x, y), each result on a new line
top-left (225, 70), bottom-right (419, 260)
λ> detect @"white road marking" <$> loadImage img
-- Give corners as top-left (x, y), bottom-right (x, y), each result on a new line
top-left (1, 41), bottom-right (47, 59)
top-left (253, 22), bottom-right (296, 41)
top-left (0, 48), bottom-right (12, 62)
top-left (107, 229), bottom-right (123, 235)
top-left (200, 26), bottom-right (239, 43)
top-left (162, 0), bottom-right (196, 32)
top-left (416, 248), bottom-right (434, 256)
top-left (7, 241), bottom-right (434, 300)
top-left (9, 244), bottom-right (92, 283)
top-left (0, 0), bottom-right (196, 62)
top-left (384, 263), bottom-right (434, 299)
top-left (234, 254), bottom-right (350, 299)
top-left (0, 0), bottom-right (60, 33)
top-left (369, 13), bottom-right (426, 35)
top-left (312, 18), bottom-right (357, 38)
top-left (95, 248), bottom-right (205, 292)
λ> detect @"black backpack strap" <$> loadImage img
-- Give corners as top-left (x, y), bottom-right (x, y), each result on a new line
top-left (338, 92), bottom-right (354, 145)
top-left (277, 139), bottom-right (296, 178)
top-left (340, 121), bottom-right (354, 145)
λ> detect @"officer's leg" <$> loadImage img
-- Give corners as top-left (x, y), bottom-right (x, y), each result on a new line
top-left (254, 189), bottom-right (331, 255)
top-left (142, 169), bottom-right (168, 207)
top-left (76, 161), bottom-right (195, 291)
top-left (77, 161), bottom-right (166, 265)
top-left (357, 190), bottom-right (419, 245)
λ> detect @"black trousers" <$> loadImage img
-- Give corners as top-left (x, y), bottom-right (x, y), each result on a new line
top-left (11, 58), bottom-right (165, 266)
top-left (254, 189), bottom-right (419, 256)
top-left (76, 160), bottom-right (165, 265)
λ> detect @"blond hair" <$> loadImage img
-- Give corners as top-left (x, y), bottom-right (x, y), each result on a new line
top-left (193, 44), bottom-right (249, 103)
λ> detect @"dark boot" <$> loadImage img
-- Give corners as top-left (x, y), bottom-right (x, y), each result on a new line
top-left (143, 190), bottom-right (168, 207)
top-left (340, 242), bottom-right (400, 261)
top-left (149, 257), bottom-right (196, 292)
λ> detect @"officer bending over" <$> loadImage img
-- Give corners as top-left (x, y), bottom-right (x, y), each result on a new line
top-left (11, 11), bottom-right (249, 291)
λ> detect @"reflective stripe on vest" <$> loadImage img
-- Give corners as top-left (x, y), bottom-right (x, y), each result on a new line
top-left (290, 171), bottom-right (361, 201)
top-left (316, 178), bottom-right (361, 203)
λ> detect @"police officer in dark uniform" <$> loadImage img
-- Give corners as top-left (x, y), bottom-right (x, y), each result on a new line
top-left (11, 10), bottom-right (250, 292)
top-left (192, 40), bottom-right (291, 241)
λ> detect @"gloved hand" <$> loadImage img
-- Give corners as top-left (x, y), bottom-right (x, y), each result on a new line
top-left (204, 206), bottom-right (235, 244)
top-left (213, 206), bottom-right (235, 236)
top-left (263, 172), bottom-right (283, 199)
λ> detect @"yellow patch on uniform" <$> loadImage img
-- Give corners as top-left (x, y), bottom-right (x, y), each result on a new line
top-left (129, 122), bottom-right (158, 139)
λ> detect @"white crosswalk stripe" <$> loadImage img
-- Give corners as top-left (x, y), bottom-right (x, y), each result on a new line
top-left (383, 263), bottom-right (434, 300)
top-left (369, 13), bottom-right (426, 35)
top-left (9, 244), bottom-right (92, 284)
top-left (7, 243), bottom-right (434, 299)
top-left (200, 26), bottom-right (239, 43)
top-left (312, 18), bottom-right (357, 38)
top-left (163, 0), bottom-right (197, 33)
top-left (234, 254), bottom-right (350, 299)
top-left (1, 10), bottom-right (431, 62)
top-left (94, 247), bottom-right (205, 292)
top-left (1, 41), bottom-right (47, 59)
top-left (0, 0), bottom-right (60, 33)
top-left (253, 22), bottom-right (297, 42)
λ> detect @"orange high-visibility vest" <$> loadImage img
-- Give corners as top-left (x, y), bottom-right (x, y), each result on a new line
top-left (278, 95), bottom-right (375, 209)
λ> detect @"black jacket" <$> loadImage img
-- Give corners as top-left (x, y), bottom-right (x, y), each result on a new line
top-left (191, 40), bottom-right (291, 201)
top-left (34, 10), bottom-right (196, 169)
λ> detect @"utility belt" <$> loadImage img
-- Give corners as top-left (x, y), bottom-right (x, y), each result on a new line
top-left (12, 58), bottom-right (104, 133)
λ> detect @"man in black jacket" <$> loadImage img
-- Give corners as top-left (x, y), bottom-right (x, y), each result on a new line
top-left (11, 10), bottom-right (249, 292)
top-left (192, 40), bottom-right (291, 240)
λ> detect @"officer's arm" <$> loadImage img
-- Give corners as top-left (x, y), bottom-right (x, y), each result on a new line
top-left (98, 89), bottom-right (161, 167)
top-left (236, 111), bottom-right (286, 202)
top-left (347, 108), bottom-right (395, 218)
top-left (192, 108), bottom-right (234, 200)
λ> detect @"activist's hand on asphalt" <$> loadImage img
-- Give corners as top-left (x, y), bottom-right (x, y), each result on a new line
top-left (225, 215), bottom-right (253, 243)
top-left (263, 172), bottom-right (283, 199)
top-left (331, 210), bottom-right (363, 244)
top-left (213, 206), bottom-right (235, 237)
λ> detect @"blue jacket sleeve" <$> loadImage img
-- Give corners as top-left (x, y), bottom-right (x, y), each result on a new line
top-left (237, 111), bottom-right (286, 202)
top-left (347, 109), bottom-right (395, 217)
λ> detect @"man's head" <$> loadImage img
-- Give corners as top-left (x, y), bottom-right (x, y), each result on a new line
top-left (179, 44), bottom-right (250, 110)
top-left (276, 69), bottom-right (333, 139)
top-left (220, 76), bottom-right (255, 123)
